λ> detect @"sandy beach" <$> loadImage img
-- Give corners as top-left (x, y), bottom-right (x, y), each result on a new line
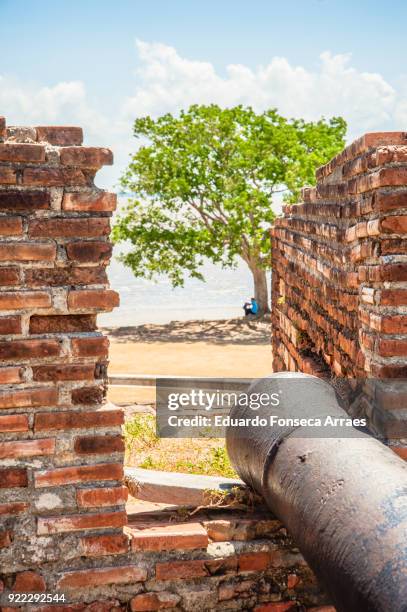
top-left (106, 317), bottom-right (272, 375)
top-left (105, 317), bottom-right (272, 404)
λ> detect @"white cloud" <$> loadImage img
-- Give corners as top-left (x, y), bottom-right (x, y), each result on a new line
top-left (0, 41), bottom-right (406, 189)
top-left (0, 75), bottom-right (127, 188)
top-left (0, 77), bottom-right (109, 136)
top-left (123, 41), bottom-right (399, 140)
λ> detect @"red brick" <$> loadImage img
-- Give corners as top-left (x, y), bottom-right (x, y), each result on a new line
top-left (34, 409), bottom-right (123, 432)
top-left (77, 486), bottom-right (128, 508)
top-left (0, 467), bottom-right (28, 488)
top-left (0, 315), bottom-right (21, 334)
top-left (0, 414), bottom-right (29, 432)
top-left (0, 190), bottom-right (50, 210)
top-left (33, 364), bottom-right (95, 382)
top-left (380, 289), bottom-right (407, 306)
top-left (207, 556), bottom-right (238, 575)
top-left (381, 215), bottom-right (407, 233)
top-left (0, 358), bottom-right (25, 383)
top-left (375, 190), bottom-right (407, 212)
top-left (23, 167), bottom-right (87, 187)
top-left (0, 530), bottom-right (12, 548)
top-left (68, 289), bottom-right (119, 311)
top-left (80, 533), bottom-right (129, 557)
top-left (63, 191), bottom-right (117, 212)
top-left (0, 386), bottom-right (57, 409)
top-left (29, 217), bottom-right (110, 238)
top-left (369, 263), bottom-right (407, 282)
top-left (254, 604), bottom-right (296, 612)
top-left (37, 510), bottom-right (127, 535)
top-left (36, 126), bottom-right (83, 146)
top-left (66, 240), bottom-right (113, 263)
top-left (34, 462), bottom-right (123, 488)
top-left (379, 316), bottom-right (407, 334)
top-left (238, 552), bottom-right (271, 572)
top-left (0, 216), bottom-right (23, 235)
top-left (56, 566), bottom-right (146, 589)
top-left (13, 571), bottom-right (46, 592)
top-left (71, 385), bottom-right (105, 405)
top-left (382, 263), bottom-right (407, 281)
top-left (0, 502), bottom-right (28, 515)
top-left (375, 147), bottom-right (407, 166)
top-left (130, 522), bottom-right (208, 552)
top-left (26, 266), bottom-right (108, 287)
top-left (155, 557), bottom-right (237, 581)
top-left (370, 363), bottom-right (407, 378)
top-left (6, 125), bottom-right (37, 141)
top-left (30, 314), bottom-right (96, 334)
top-left (0, 143), bottom-right (45, 163)
top-left (60, 146), bottom-right (113, 168)
top-left (381, 238), bottom-right (407, 255)
top-left (155, 559), bottom-right (209, 581)
top-left (74, 435), bottom-right (124, 455)
top-left (0, 339), bottom-right (61, 360)
top-left (204, 519), bottom-right (237, 542)
top-left (0, 291), bottom-right (50, 310)
top-left (391, 446), bottom-right (407, 461)
top-left (130, 592), bottom-right (181, 611)
top-left (0, 438), bottom-right (55, 459)
top-left (0, 267), bottom-right (20, 285)
top-left (287, 574), bottom-right (300, 589)
top-left (0, 166), bottom-right (17, 184)
top-left (71, 336), bottom-right (109, 357)
top-left (372, 167), bottom-right (407, 189)
top-left (0, 242), bottom-right (55, 262)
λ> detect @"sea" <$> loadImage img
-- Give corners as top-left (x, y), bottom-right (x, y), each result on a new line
top-left (99, 249), bottom-right (260, 327)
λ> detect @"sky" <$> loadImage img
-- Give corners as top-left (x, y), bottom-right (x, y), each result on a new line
top-left (1, 0), bottom-right (407, 189)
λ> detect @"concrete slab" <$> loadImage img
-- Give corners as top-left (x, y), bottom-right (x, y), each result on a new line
top-left (124, 467), bottom-right (244, 506)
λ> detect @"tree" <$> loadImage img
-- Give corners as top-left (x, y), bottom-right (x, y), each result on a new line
top-left (113, 105), bottom-right (346, 314)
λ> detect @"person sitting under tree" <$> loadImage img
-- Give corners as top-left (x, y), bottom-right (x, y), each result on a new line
top-left (243, 297), bottom-right (258, 317)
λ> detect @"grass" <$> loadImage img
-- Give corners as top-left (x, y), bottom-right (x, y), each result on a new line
top-left (123, 413), bottom-right (237, 478)
top-left (124, 413), bottom-right (158, 448)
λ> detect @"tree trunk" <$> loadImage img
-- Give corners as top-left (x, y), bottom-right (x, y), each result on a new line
top-left (252, 267), bottom-right (270, 315)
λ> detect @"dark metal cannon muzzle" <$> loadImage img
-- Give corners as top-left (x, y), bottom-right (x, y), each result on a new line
top-left (226, 373), bottom-right (407, 612)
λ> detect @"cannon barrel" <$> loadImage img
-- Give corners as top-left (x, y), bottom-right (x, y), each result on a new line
top-left (225, 373), bottom-right (407, 612)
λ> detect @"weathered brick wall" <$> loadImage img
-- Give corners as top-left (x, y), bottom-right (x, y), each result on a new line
top-left (0, 117), bottom-right (127, 595)
top-left (271, 131), bottom-right (407, 454)
top-left (0, 117), bottom-right (331, 611)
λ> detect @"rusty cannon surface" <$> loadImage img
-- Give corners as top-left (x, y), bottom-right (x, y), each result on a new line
top-left (225, 373), bottom-right (407, 612)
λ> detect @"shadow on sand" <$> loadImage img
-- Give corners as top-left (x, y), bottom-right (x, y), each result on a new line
top-left (103, 316), bottom-right (270, 346)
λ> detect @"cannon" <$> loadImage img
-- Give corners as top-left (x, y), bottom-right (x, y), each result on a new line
top-left (226, 373), bottom-right (407, 612)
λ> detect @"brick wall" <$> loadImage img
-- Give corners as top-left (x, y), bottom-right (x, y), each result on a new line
top-left (0, 117), bottom-right (126, 599)
top-left (271, 131), bottom-right (407, 454)
top-left (0, 117), bottom-right (331, 611)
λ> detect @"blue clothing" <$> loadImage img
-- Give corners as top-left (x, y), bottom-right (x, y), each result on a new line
top-left (250, 299), bottom-right (258, 314)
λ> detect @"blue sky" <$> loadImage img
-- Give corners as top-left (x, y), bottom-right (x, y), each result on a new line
top-left (1, 0), bottom-right (407, 188)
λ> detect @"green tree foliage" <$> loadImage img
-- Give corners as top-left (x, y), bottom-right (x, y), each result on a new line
top-left (113, 105), bottom-right (346, 313)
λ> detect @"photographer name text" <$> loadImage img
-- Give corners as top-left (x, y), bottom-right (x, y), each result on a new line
top-left (167, 415), bottom-right (367, 428)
